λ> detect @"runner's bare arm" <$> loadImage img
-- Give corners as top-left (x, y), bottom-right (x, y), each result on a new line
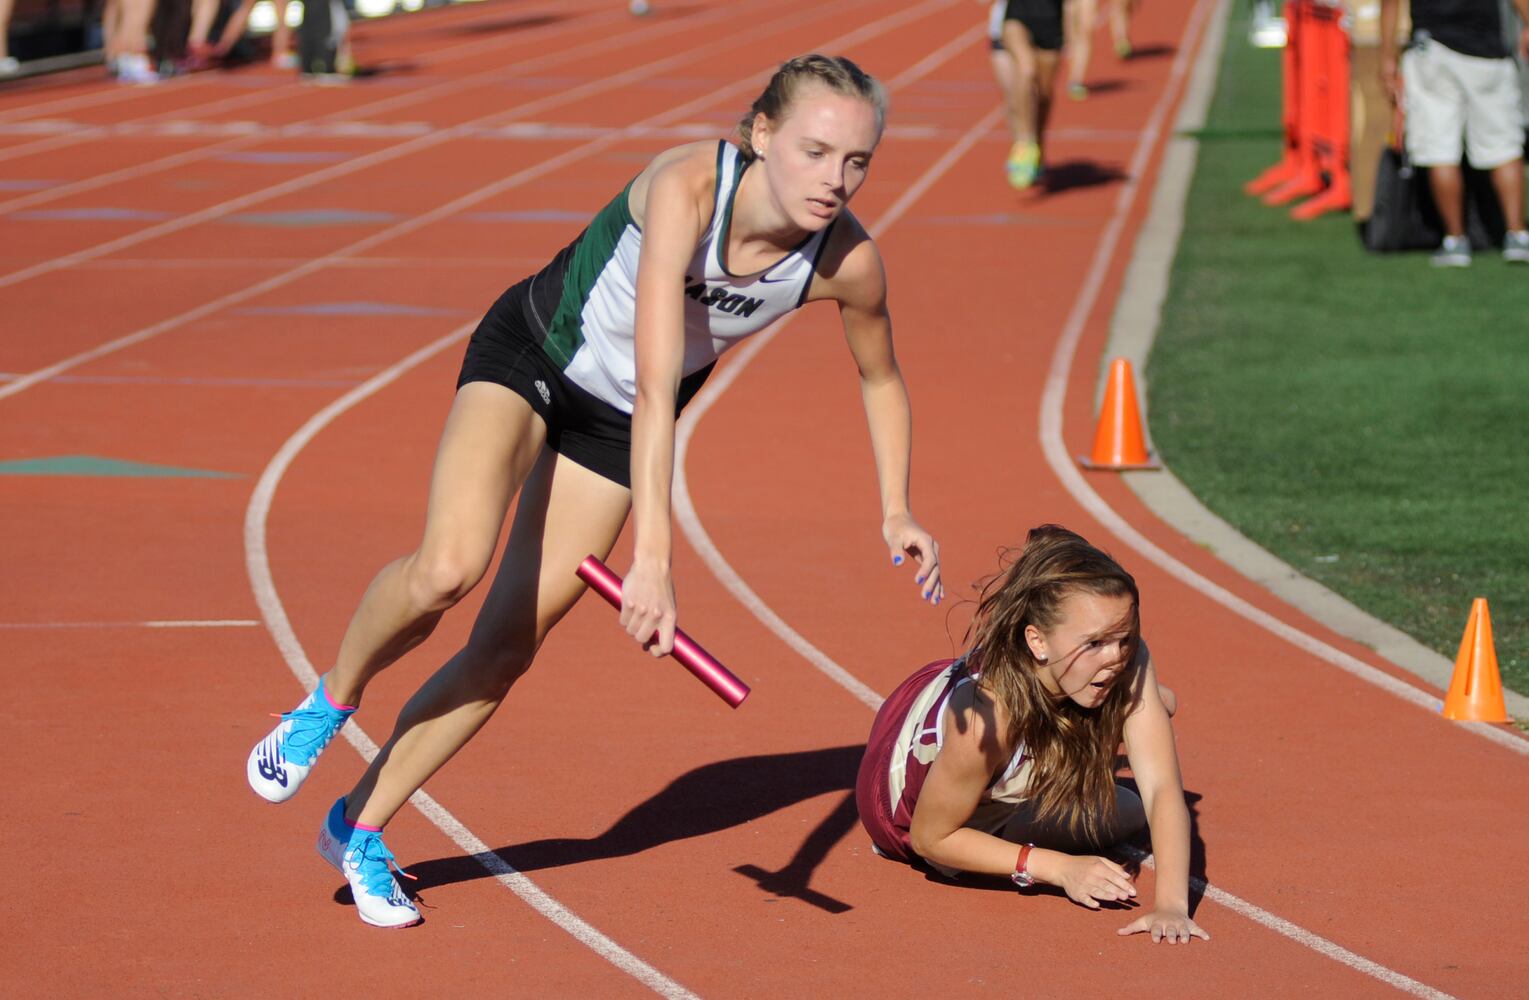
top-left (1119, 654), bottom-right (1209, 942)
top-left (624, 146), bottom-right (713, 656)
top-left (819, 220), bottom-right (942, 604)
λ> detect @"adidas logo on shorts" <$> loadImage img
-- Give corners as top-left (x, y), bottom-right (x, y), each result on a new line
top-left (534, 379), bottom-right (551, 405)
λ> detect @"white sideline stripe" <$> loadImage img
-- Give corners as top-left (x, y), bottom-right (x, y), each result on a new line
top-left (235, 4), bottom-right (963, 994)
top-left (673, 3), bottom-right (1466, 998)
top-left (0, 0), bottom-right (949, 406)
top-left (0, 618), bottom-right (259, 628)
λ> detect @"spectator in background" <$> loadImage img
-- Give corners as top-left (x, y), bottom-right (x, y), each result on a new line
top-left (985, 0), bottom-right (1025, 155)
top-left (1063, 0), bottom-right (1096, 100)
top-left (1, 0), bottom-right (18, 76)
top-left (1107, 0), bottom-right (1133, 59)
top-left (1002, 0), bottom-right (1066, 190)
top-left (212, 0), bottom-right (296, 67)
top-left (1380, 0), bottom-right (1529, 265)
top-left (102, 0), bottom-right (160, 82)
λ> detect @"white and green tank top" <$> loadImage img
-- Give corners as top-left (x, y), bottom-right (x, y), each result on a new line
top-left (527, 141), bottom-right (836, 413)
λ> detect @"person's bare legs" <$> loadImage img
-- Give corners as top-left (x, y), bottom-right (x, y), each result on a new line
top-left (270, 0), bottom-right (293, 64)
top-left (323, 382), bottom-right (548, 709)
top-left (187, 0), bottom-right (218, 52)
top-left (1003, 19), bottom-right (1041, 151)
top-left (1108, 0), bottom-right (1132, 58)
top-left (103, 0), bottom-right (123, 65)
top-left (116, 0), bottom-right (154, 60)
top-left (1064, 0), bottom-right (1097, 97)
top-left (0, 0), bottom-right (16, 65)
top-left (1003, 20), bottom-right (1061, 187)
top-left (213, 0), bottom-right (256, 54)
top-left (345, 449), bottom-right (634, 827)
top-left (990, 47), bottom-right (1021, 144)
top-left (1427, 164), bottom-right (1467, 237)
top-left (1488, 157), bottom-right (1525, 231)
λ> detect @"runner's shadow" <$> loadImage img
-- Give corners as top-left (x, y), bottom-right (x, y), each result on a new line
top-left (450, 14), bottom-right (567, 36)
top-left (1080, 78), bottom-right (1129, 96)
top-left (1043, 159), bottom-right (1129, 193)
top-left (405, 745), bottom-right (866, 912)
top-left (1123, 42), bottom-right (1177, 59)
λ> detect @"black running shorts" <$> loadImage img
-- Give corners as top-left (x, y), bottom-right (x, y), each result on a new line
top-left (1005, 0), bottom-right (1065, 51)
top-left (457, 277), bottom-right (714, 489)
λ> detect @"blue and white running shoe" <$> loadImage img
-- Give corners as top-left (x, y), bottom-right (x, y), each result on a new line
top-left (318, 797), bottom-right (422, 929)
top-left (246, 678), bottom-right (355, 803)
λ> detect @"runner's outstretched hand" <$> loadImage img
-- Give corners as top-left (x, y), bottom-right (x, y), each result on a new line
top-left (883, 512), bottom-right (942, 605)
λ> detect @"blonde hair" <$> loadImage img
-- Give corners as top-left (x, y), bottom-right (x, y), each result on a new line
top-left (735, 54), bottom-right (887, 159)
top-left (967, 525), bottom-right (1141, 845)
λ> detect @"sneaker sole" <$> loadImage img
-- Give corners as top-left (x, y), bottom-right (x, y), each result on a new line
top-left (359, 910), bottom-right (424, 929)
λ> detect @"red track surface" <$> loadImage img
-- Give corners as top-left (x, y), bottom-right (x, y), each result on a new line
top-left (4, 1), bottom-right (1526, 996)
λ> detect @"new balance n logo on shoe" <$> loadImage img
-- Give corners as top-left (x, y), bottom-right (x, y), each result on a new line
top-left (684, 277), bottom-right (763, 317)
top-left (257, 740), bottom-right (289, 786)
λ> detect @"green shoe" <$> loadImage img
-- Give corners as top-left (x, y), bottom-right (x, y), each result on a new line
top-left (1006, 142), bottom-right (1040, 190)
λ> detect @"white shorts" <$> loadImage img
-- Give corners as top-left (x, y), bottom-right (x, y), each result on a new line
top-left (1402, 38), bottom-right (1525, 169)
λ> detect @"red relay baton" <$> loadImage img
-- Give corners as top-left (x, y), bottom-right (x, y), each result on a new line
top-left (576, 555), bottom-right (751, 709)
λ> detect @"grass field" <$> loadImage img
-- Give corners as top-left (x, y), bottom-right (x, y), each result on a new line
top-left (1148, 13), bottom-right (1529, 698)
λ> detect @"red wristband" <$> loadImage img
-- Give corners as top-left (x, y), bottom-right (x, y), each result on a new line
top-left (1011, 843), bottom-right (1035, 888)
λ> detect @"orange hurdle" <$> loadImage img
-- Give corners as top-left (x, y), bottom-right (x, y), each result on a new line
top-left (1246, 0), bottom-right (1351, 219)
top-left (1245, 1), bottom-right (1305, 195)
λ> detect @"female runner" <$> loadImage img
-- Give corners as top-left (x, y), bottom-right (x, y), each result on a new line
top-left (856, 525), bottom-right (1208, 944)
top-left (245, 54), bottom-right (943, 928)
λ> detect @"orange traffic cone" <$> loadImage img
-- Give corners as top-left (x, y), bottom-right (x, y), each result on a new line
top-left (1078, 358), bottom-right (1160, 471)
top-left (1442, 598), bottom-right (1509, 722)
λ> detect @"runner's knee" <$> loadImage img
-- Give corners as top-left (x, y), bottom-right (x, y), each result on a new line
top-left (406, 547), bottom-right (491, 612)
top-left (458, 637), bottom-right (536, 699)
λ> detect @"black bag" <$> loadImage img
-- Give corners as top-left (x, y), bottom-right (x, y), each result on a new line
top-left (1361, 145), bottom-right (1506, 252)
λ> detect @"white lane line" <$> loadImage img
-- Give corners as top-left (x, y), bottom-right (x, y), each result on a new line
top-left (236, 5), bottom-right (965, 993)
top-left (673, 4), bottom-right (1470, 997)
top-left (0, 619), bottom-right (259, 628)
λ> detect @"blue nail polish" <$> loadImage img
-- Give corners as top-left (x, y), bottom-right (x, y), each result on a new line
top-left (893, 555), bottom-right (903, 566)
top-left (916, 575), bottom-right (924, 585)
